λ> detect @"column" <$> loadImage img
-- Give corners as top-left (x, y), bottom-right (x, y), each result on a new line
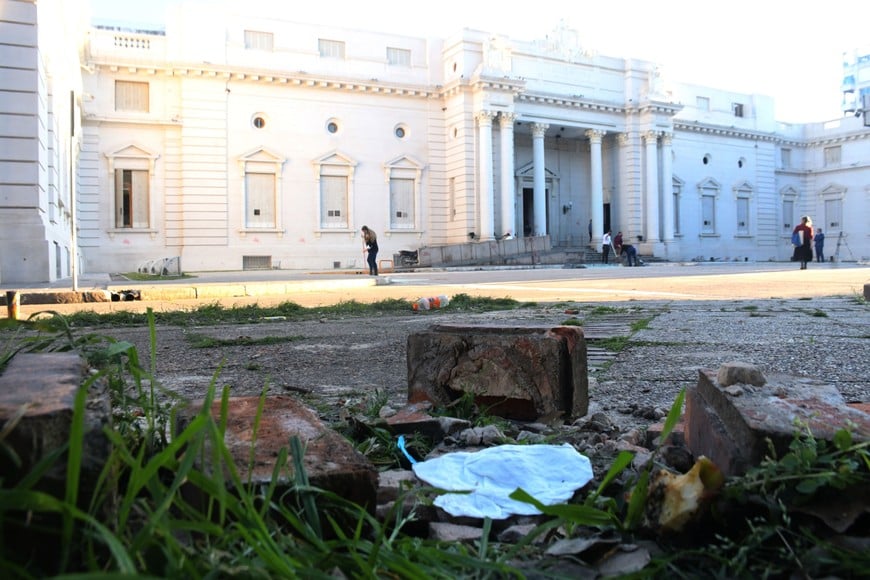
top-left (531, 122), bottom-right (549, 236)
top-left (643, 130), bottom-right (660, 243)
top-left (586, 129), bottom-right (606, 244)
top-left (499, 113), bottom-right (517, 238)
top-left (660, 132), bottom-right (674, 242)
top-left (476, 110), bottom-right (496, 240)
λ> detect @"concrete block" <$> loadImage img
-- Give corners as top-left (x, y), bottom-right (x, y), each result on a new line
top-left (685, 367), bottom-right (870, 477)
top-left (864, 283), bottom-right (870, 301)
top-left (178, 395), bottom-right (378, 512)
top-left (407, 324), bottom-right (588, 421)
top-left (0, 353), bottom-right (111, 488)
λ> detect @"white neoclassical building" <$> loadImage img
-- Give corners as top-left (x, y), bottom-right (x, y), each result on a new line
top-left (2, 0), bottom-right (868, 283)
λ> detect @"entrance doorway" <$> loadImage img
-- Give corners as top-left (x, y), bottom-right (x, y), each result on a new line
top-left (603, 203), bottom-right (611, 234)
top-left (522, 187), bottom-right (549, 236)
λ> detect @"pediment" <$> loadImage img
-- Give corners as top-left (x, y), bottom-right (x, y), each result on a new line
top-left (819, 183), bottom-right (846, 196)
top-left (107, 143), bottom-right (158, 160)
top-left (240, 147), bottom-right (285, 164)
top-left (697, 177), bottom-right (721, 190)
top-left (384, 154), bottom-right (423, 170)
top-left (780, 185), bottom-right (799, 197)
top-left (313, 150), bottom-right (357, 167)
top-left (732, 180), bottom-right (753, 192)
top-left (516, 161), bottom-right (559, 179)
top-left (672, 174), bottom-right (685, 187)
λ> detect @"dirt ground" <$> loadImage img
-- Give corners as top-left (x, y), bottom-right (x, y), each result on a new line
top-left (97, 293), bottom-right (870, 434)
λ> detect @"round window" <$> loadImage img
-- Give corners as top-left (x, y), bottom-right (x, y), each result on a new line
top-left (253, 116), bottom-right (266, 129)
top-left (395, 126), bottom-right (406, 138)
top-left (327, 121), bottom-right (339, 134)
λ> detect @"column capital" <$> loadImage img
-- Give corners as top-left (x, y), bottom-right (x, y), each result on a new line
top-left (617, 133), bottom-right (631, 146)
top-left (530, 122), bottom-right (549, 138)
top-left (642, 130), bottom-right (660, 144)
top-left (585, 129), bottom-right (606, 143)
top-left (661, 132), bottom-right (673, 146)
top-left (499, 112), bottom-right (518, 127)
top-left (475, 110), bottom-right (496, 125)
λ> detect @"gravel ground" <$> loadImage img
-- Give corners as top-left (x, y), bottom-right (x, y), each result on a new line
top-left (102, 294), bottom-right (869, 432)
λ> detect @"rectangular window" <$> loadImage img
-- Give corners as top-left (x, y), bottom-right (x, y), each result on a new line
top-left (701, 195), bottom-right (716, 234)
top-left (387, 46), bottom-right (411, 66)
top-left (781, 148), bottom-right (791, 169)
top-left (244, 30), bottom-right (274, 51)
top-left (672, 188), bottom-right (681, 235)
top-left (115, 80), bottom-right (149, 112)
top-left (824, 145), bottom-right (841, 166)
top-left (736, 198), bottom-right (749, 235)
top-left (390, 178), bottom-right (415, 228)
top-left (245, 173), bottom-right (276, 228)
top-left (732, 102), bottom-right (744, 117)
top-left (824, 198), bottom-right (843, 232)
top-left (782, 199), bottom-right (794, 231)
top-left (318, 38), bottom-right (345, 59)
top-left (320, 175), bottom-right (348, 228)
top-left (114, 169), bottom-right (149, 228)
top-left (696, 96), bottom-right (710, 111)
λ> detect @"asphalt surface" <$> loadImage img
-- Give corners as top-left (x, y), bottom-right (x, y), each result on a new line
top-left (4, 261), bottom-right (870, 317)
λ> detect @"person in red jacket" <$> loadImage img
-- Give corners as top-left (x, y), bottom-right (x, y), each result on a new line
top-left (793, 216), bottom-right (814, 270)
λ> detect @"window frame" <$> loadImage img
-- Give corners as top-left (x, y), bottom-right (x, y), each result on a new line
top-left (318, 38), bottom-right (346, 59)
top-left (697, 178), bottom-right (720, 236)
top-left (823, 145), bottom-right (841, 167)
top-left (383, 155), bottom-right (424, 232)
top-left (114, 80), bottom-right (150, 112)
top-left (244, 30), bottom-right (274, 51)
top-left (386, 46), bottom-right (411, 67)
top-left (733, 182), bottom-right (753, 237)
top-left (312, 151), bottom-right (357, 233)
top-left (237, 147), bottom-right (286, 235)
top-left (105, 145), bottom-right (159, 236)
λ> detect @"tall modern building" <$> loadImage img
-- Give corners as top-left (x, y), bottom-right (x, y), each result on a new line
top-left (841, 48), bottom-right (870, 118)
top-left (1, 0), bottom-right (868, 283)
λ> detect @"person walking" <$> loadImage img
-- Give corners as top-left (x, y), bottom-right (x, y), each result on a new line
top-left (814, 228), bottom-right (825, 262)
top-left (792, 216), bottom-right (813, 270)
top-left (601, 230), bottom-right (612, 264)
top-left (588, 219), bottom-right (593, 245)
top-left (361, 225), bottom-right (379, 276)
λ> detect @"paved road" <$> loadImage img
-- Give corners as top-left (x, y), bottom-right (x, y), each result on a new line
top-left (8, 262), bottom-right (869, 317)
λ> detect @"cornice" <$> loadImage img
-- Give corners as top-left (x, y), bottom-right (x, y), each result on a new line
top-left (673, 120), bottom-right (779, 143)
top-left (517, 92), bottom-right (624, 114)
top-left (674, 120), bottom-right (870, 148)
top-left (91, 62), bottom-right (436, 99)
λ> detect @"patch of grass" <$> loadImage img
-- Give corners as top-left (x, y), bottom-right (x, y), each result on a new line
top-left (797, 308), bottom-right (829, 318)
top-left (592, 335), bottom-right (631, 352)
top-left (561, 317), bottom-right (582, 326)
top-left (798, 296), bottom-right (813, 301)
top-left (630, 317), bottom-right (653, 332)
top-left (588, 305), bottom-right (628, 316)
top-left (444, 293), bottom-right (521, 311)
top-left (850, 290), bottom-right (867, 305)
top-left (737, 305), bottom-right (759, 311)
top-left (185, 332), bottom-right (304, 348)
top-left (749, 312), bottom-right (774, 317)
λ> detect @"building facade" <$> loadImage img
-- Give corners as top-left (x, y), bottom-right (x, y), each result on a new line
top-left (2, 0), bottom-right (868, 282)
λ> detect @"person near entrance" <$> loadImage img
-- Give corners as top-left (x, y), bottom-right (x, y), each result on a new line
top-left (814, 228), bottom-right (825, 262)
top-left (601, 230), bottom-right (612, 264)
top-left (588, 219), bottom-right (593, 244)
top-left (361, 225), bottom-right (379, 276)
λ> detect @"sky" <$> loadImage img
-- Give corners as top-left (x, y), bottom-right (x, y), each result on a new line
top-left (88, 0), bottom-right (866, 124)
